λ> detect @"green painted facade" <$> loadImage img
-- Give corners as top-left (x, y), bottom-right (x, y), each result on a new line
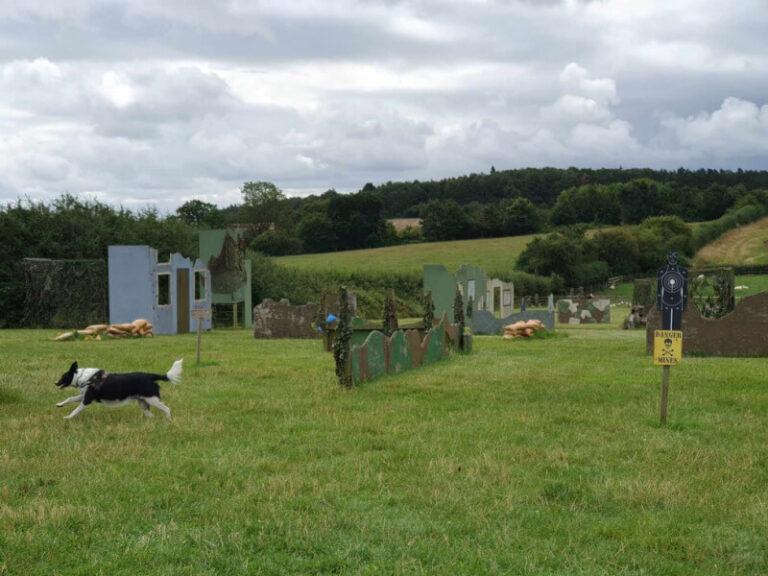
top-left (423, 264), bottom-right (457, 322)
top-left (199, 229), bottom-right (252, 328)
top-left (424, 264), bottom-right (488, 323)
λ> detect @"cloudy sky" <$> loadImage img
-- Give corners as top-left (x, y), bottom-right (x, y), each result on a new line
top-left (1, 0), bottom-right (767, 211)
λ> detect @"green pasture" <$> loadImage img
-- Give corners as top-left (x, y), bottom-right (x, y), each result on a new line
top-left (2, 326), bottom-right (768, 575)
top-left (274, 234), bottom-right (538, 274)
top-left (608, 275), bottom-right (768, 307)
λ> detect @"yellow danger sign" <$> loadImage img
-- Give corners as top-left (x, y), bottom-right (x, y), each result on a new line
top-left (654, 330), bottom-right (683, 365)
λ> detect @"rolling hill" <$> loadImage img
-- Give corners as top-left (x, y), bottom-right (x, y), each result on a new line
top-left (693, 216), bottom-right (768, 268)
top-left (274, 234), bottom-right (539, 273)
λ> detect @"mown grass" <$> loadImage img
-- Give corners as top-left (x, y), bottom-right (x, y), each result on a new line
top-left (609, 274), bottom-right (768, 307)
top-left (2, 327), bottom-right (768, 575)
top-left (693, 216), bottom-right (768, 267)
top-left (274, 234), bottom-right (539, 274)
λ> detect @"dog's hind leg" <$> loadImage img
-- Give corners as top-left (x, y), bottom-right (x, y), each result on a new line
top-left (144, 396), bottom-right (171, 421)
top-left (64, 402), bottom-right (87, 419)
top-left (137, 399), bottom-right (153, 418)
top-left (56, 394), bottom-right (83, 408)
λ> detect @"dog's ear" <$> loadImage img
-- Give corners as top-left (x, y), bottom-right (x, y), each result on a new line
top-left (70, 361), bottom-right (78, 372)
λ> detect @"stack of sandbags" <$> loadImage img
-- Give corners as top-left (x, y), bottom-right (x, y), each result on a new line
top-left (503, 319), bottom-right (546, 339)
top-left (53, 319), bottom-right (153, 341)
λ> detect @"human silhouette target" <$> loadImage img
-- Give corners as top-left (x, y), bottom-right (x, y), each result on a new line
top-left (657, 252), bottom-right (688, 330)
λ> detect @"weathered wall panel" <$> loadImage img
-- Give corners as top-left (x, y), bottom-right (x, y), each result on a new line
top-left (253, 299), bottom-right (319, 339)
top-left (645, 293), bottom-right (768, 356)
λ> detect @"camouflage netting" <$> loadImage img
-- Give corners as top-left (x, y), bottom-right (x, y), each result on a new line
top-left (632, 279), bottom-right (655, 310)
top-left (690, 267), bottom-right (735, 319)
top-left (23, 258), bottom-right (107, 328)
top-left (208, 233), bottom-right (247, 294)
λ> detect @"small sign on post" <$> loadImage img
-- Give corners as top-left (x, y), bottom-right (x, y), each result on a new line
top-left (192, 308), bottom-right (212, 364)
top-left (653, 330), bottom-right (683, 366)
top-left (656, 252), bottom-right (688, 424)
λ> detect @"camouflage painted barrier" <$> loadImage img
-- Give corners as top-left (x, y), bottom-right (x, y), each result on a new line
top-left (253, 298), bottom-right (319, 339)
top-left (557, 298), bottom-right (611, 324)
top-left (323, 317), bottom-right (425, 351)
top-left (645, 293), bottom-right (768, 356)
top-left (349, 313), bottom-right (462, 384)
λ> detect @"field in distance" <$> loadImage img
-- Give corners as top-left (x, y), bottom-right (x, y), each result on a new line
top-left (693, 215), bottom-right (768, 267)
top-left (274, 233), bottom-right (539, 273)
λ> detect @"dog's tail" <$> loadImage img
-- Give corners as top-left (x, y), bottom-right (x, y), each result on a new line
top-left (165, 359), bottom-right (183, 384)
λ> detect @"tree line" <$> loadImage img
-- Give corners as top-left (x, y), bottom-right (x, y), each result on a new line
top-left (516, 189), bottom-right (768, 289)
top-left (3, 167), bottom-right (768, 326)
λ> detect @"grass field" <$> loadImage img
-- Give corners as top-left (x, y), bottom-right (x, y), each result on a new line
top-left (693, 216), bottom-right (768, 267)
top-left (608, 275), bottom-right (768, 305)
top-left (2, 325), bottom-right (768, 575)
top-left (274, 234), bottom-right (539, 273)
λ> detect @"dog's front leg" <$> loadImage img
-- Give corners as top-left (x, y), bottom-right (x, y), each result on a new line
top-left (57, 394), bottom-right (83, 408)
top-left (64, 403), bottom-right (87, 419)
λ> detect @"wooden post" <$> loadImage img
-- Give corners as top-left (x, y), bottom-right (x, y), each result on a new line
top-left (660, 365), bottom-right (670, 425)
top-left (233, 302), bottom-right (238, 329)
top-left (191, 308), bottom-right (211, 365)
top-left (196, 320), bottom-right (202, 364)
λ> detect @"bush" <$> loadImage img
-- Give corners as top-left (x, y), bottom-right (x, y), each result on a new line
top-left (248, 251), bottom-right (423, 318)
top-left (692, 200), bottom-right (768, 251)
top-left (486, 269), bottom-right (564, 296)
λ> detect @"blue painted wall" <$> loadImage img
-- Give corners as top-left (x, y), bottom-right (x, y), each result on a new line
top-left (108, 245), bottom-right (212, 335)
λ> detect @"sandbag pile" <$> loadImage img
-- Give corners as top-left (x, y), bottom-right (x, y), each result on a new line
top-left (503, 319), bottom-right (546, 339)
top-left (53, 319), bottom-right (153, 341)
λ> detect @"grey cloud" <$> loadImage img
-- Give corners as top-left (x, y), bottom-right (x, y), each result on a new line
top-left (1, 0), bottom-right (768, 210)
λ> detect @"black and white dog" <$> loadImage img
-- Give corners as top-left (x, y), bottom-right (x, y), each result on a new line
top-left (54, 359), bottom-right (182, 420)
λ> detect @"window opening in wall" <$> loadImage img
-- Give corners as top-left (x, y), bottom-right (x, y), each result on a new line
top-left (158, 273), bottom-right (171, 306)
top-left (194, 270), bottom-right (207, 302)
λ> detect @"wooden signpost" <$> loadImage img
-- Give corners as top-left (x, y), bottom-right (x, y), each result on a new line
top-left (655, 252), bottom-right (688, 425)
top-left (192, 308), bottom-right (212, 364)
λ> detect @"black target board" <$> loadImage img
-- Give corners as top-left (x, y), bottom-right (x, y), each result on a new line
top-left (657, 252), bottom-right (688, 331)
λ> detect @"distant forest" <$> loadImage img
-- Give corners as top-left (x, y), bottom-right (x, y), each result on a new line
top-left (270, 167), bottom-right (768, 253)
top-left (372, 166), bottom-right (768, 218)
top-left (2, 167), bottom-right (768, 326)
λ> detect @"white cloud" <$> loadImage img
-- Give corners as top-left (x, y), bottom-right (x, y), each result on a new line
top-left (659, 97), bottom-right (768, 157)
top-left (1, 1), bottom-right (768, 209)
top-left (99, 71), bottom-right (136, 109)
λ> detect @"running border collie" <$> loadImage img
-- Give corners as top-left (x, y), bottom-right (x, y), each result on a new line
top-left (54, 359), bottom-right (182, 420)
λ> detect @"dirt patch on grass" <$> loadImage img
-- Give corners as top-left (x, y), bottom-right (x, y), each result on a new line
top-left (388, 218), bottom-right (421, 231)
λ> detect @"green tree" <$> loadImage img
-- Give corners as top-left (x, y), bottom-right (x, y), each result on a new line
top-left (240, 181), bottom-right (287, 236)
top-left (297, 212), bottom-right (336, 254)
top-left (421, 200), bottom-right (471, 241)
top-left (618, 179), bottom-right (662, 224)
top-left (503, 197), bottom-right (541, 235)
top-left (175, 199), bottom-right (225, 228)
